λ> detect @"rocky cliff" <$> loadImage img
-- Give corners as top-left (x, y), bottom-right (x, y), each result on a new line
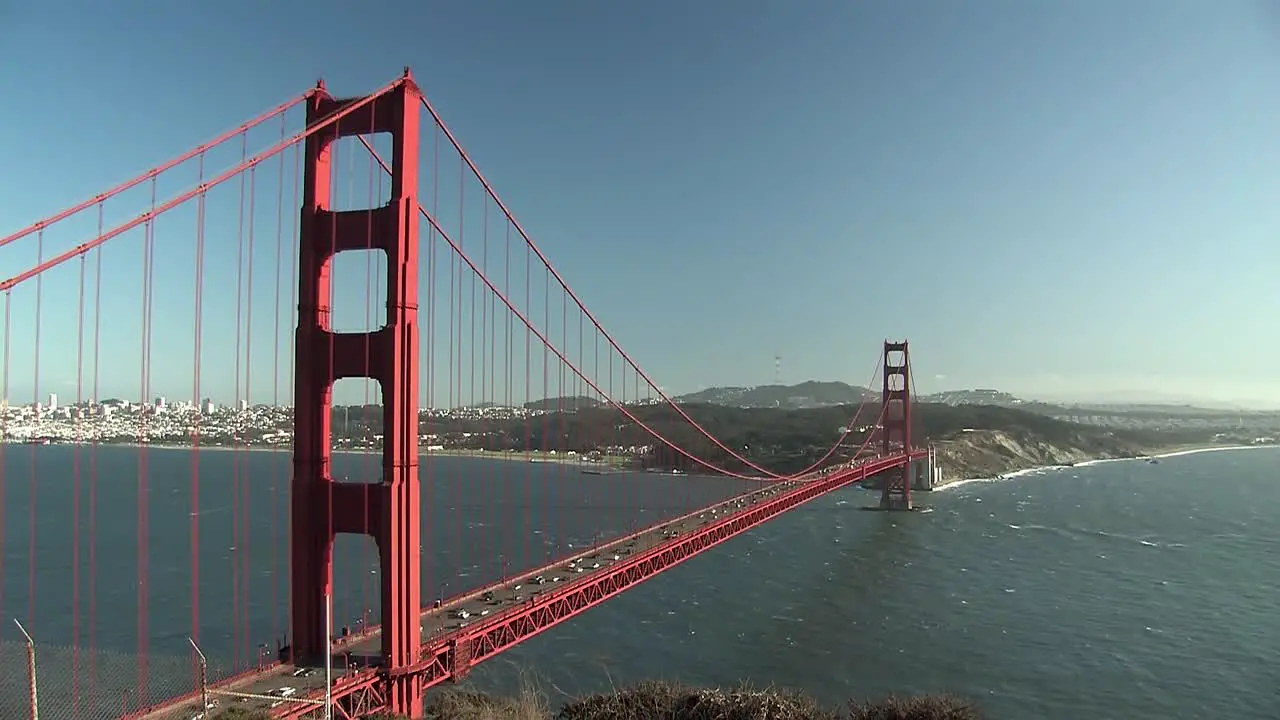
top-left (933, 428), bottom-right (1155, 482)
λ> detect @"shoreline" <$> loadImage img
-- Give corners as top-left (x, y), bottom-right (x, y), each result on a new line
top-left (13, 438), bottom-right (1276, 488)
top-left (932, 442), bottom-right (1278, 493)
top-left (4, 439), bottom-right (637, 469)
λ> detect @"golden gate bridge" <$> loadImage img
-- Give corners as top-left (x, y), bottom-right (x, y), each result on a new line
top-left (0, 69), bottom-right (933, 719)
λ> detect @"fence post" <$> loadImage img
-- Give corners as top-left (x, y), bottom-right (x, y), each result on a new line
top-left (14, 619), bottom-right (38, 720)
top-left (324, 591), bottom-right (334, 720)
top-left (188, 637), bottom-right (209, 714)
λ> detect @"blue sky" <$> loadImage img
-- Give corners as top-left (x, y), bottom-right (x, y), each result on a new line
top-left (1, 0), bottom-right (1278, 408)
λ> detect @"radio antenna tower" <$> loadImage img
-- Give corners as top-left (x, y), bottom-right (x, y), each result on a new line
top-left (774, 354), bottom-right (783, 385)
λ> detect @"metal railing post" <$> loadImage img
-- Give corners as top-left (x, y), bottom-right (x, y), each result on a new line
top-left (324, 591), bottom-right (334, 720)
top-left (188, 637), bottom-right (209, 714)
top-left (14, 619), bottom-right (38, 720)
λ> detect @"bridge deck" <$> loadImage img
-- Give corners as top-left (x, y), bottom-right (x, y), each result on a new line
top-left (131, 478), bottom-right (802, 719)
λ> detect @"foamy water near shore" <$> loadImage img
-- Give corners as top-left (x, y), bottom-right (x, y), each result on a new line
top-left (933, 443), bottom-right (1277, 492)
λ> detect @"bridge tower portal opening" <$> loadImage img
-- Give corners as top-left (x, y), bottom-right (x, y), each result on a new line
top-left (292, 72), bottom-right (424, 716)
top-left (879, 340), bottom-right (913, 510)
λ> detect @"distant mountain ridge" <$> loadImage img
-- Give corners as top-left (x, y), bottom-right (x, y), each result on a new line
top-left (516, 383), bottom-right (1268, 415)
top-left (670, 382), bottom-right (1039, 410)
top-left (673, 381), bottom-right (876, 410)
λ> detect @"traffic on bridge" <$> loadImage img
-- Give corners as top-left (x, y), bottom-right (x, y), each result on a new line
top-left (1, 72), bottom-right (933, 720)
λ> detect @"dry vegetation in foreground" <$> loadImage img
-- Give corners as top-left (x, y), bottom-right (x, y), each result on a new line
top-left (211, 680), bottom-right (982, 720)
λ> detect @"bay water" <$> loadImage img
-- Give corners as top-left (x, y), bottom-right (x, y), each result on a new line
top-left (1, 443), bottom-right (1276, 718)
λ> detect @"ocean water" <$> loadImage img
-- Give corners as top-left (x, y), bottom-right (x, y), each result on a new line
top-left (1, 444), bottom-right (1278, 718)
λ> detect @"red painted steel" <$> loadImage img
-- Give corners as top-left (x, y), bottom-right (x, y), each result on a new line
top-left (360, 139), bottom-right (882, 482)
top-left (415, 95), bottom-right (850, 479)
top-left (0, 68), bottom-right (933, 720)
top-left (0, 93), bottom-right (315, 251)
top-left (880, 341), bottom-right (914, 510)
top-left (271, 451), bottom-right (924, 719)
top-left (0, 77), bottom-right (405, 295)
top-left (292, 70), bottom-right (424, 716)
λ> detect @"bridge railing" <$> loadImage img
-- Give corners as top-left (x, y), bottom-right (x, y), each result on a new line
top-left (1, 70), bottom-right (923, 719)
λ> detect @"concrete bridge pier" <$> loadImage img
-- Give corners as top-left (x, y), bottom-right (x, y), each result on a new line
top-left (878, 447), bottom-right (937, 510)
top-left (910, 445), bottom-right (938, 492)
top-left (865, 447), bottom-right (939, 510)
top-left (879, 490), bottom-right (913, 511)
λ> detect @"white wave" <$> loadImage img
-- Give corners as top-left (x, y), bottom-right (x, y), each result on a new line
top-left (932, 464), bottom-right (1062, 492)
top-left (1073, 457), bottom-right (1129, 468)
top-left (1151, 444), bottom-right (1278, 459)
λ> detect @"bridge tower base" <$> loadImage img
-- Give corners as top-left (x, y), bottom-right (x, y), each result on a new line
top-left (291, 71), bottom-right (424, 716)
top-left (910, 445), bottom-right (936, 491)
top-left (879, 340), bottom-right (914, 511)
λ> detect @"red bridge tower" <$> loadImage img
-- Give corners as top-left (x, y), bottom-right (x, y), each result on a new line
top-left (291, 71), bottom-right (424, 715)
top-left (879, 340), bottom-right (913, 510)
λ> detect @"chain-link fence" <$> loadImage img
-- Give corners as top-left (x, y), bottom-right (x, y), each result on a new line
top-left (0, 632), bottom-right (277, 720)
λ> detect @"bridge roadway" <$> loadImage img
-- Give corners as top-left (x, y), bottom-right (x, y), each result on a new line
top-left (133, 476), bottom-right (812, 719)
top-left (133, 452), bottom-right (921, 719)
